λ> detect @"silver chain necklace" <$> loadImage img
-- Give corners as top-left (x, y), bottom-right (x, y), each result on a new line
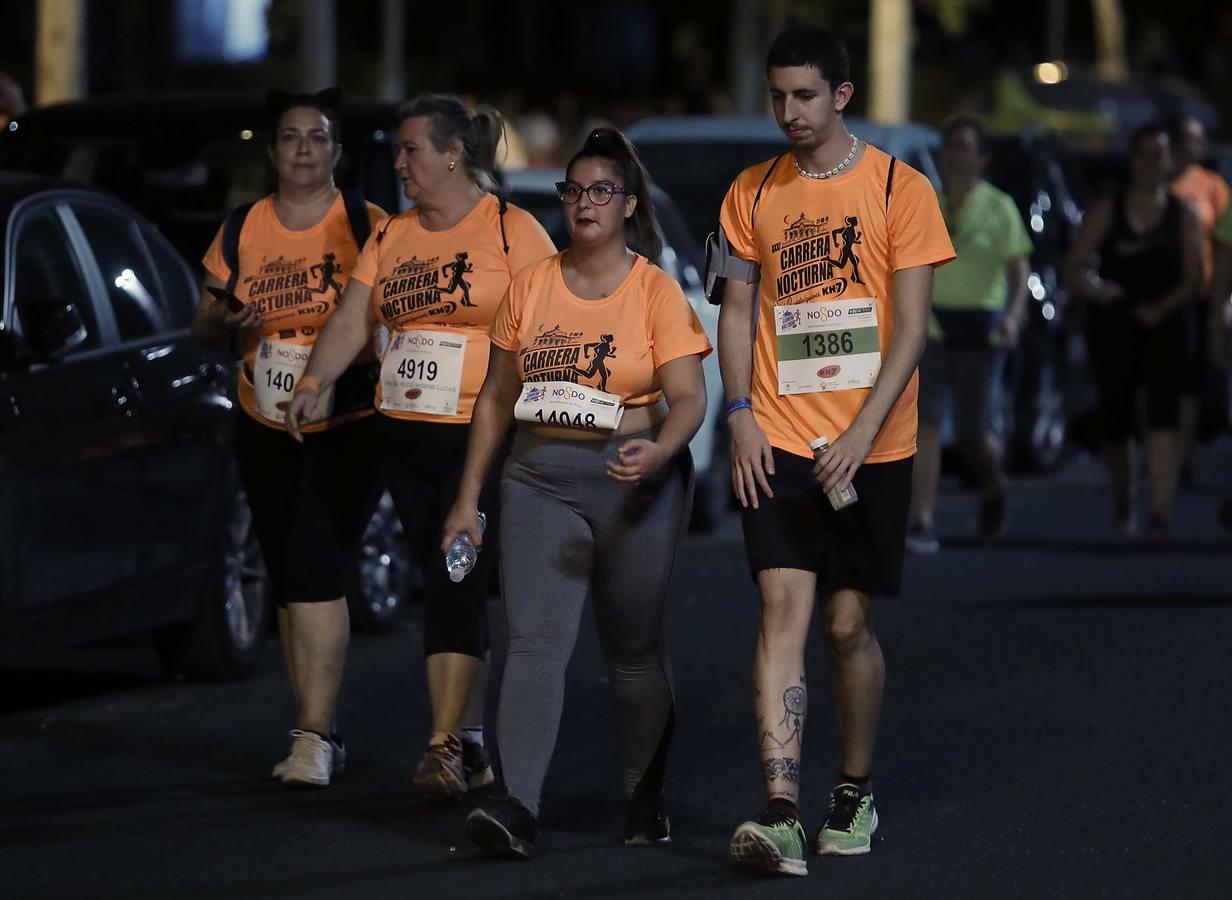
top-left (793, 134), bottom-right (860, 180)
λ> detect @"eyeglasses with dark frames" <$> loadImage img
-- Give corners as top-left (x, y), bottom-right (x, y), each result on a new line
top-left (555, 180), bottom-right (629, 206)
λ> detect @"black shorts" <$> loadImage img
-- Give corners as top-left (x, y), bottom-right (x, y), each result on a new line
top-left (740, 449), bottom-right (913, 598)
top-left (234, 412), bottom-right (385, 607)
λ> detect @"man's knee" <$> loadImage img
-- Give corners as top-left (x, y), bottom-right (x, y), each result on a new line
top-left (823, 591), bottom-right (874, 655)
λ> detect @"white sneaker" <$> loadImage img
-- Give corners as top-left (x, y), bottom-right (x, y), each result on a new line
top-left (280, 729), bottom-right (344, 787)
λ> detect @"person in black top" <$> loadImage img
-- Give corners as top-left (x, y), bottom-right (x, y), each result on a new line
top-left (1065, 124), bottom-right (1203, 539)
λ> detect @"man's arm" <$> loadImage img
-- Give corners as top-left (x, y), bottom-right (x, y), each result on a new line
top-left (996, 255), bottom-right (1030, 347)
top-left (814, 265), bottom-right (933, 493)
top-left (718, 280), bottom-right (775, 509)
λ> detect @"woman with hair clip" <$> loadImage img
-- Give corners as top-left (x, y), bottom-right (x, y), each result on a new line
top-left (286, 94), bottom-right (556, 799)
top-left (193, 89), bottom-right (387, 786)
top-left (442, 128), bottom-right (711, 858)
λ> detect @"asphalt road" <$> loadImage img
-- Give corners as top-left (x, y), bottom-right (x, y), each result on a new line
top-left (3, 443), bottom-right (1230, 899)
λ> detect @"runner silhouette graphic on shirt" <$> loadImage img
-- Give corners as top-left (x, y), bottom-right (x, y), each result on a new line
top-left (830, 216), bottom-right (863, 285)
top-left (440, 252), bottom-right (477, 307)
top-left (309, 252), bottom-right (343, 302)
top-left (575, 334), bottom-right (617, 392)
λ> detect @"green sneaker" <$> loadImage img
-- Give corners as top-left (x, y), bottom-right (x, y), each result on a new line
top-left (815, 784), bottom-right (878, 855)
top-left (729, 810), bottom-right (808, 876)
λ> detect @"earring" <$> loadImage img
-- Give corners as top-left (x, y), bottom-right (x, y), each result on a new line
top-left (448, 160), bottom-right (456, 171)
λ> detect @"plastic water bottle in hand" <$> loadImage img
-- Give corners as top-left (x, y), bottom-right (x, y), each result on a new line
top-left (444, 512), bottom-right (487, 583)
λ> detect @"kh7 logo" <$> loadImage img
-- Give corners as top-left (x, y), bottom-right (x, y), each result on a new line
top-left (817, 364), bottom-right (841, 378)
top-left (405, 388), bottom-right (422, 399)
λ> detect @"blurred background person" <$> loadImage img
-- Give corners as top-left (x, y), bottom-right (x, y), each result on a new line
top-left (1065, 124), bottom-right (1203, 540)
top-left (1169, 115), bottom-right (1231, 480)
top-left (908, 116), bottom-right (1033, 553)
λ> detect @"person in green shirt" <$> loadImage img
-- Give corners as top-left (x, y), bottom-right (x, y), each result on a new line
top-left (908, 117), bottom-right (1033, 552)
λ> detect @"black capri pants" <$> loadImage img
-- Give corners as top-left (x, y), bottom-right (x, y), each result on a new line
top-left (1084, 303), bottom-right (1190, 443)
top-left (378, 416), bottom-right (505, 659)
top-left (234, 412), bottom-right (386, 608)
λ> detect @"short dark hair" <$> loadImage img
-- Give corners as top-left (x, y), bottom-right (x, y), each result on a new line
top-left (266, 88), bottom-right (342, 147)
top-left (566, 127), bottom-right (663, 261)
top-left (766, 23), bottom-right (851, 88)
top-left (942, 115), bottom-right (989, 156)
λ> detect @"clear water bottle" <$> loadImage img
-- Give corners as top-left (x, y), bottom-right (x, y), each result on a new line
top-left (809, 436), bottom-right (858, 510)
top-left (444, 512), bottom-right (487, 583)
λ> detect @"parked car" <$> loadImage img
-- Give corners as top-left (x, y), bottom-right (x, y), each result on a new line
top-left (1, 93), bottom-right (412, 628)
top-left (503, 168), bottom-right (727, 530)
top-left (0, 173), bottom-right (268, 677)
top-left (625, 114), bottom-right (943, 252)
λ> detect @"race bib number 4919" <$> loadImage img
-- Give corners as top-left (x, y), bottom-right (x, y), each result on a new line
top-left (380, 329), bottom-right (466, 416)
top-left (775, 297), bottom-right (881, 395)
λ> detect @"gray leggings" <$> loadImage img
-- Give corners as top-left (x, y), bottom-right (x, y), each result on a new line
top-left (496, 428), bottom-right (693, 817)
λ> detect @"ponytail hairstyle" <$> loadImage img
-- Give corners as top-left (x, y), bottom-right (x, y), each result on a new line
top-left (399, 93), bottom-right (504, 193)
top-left (566, 127), bottom-right (663, 262)
top-left (266, 87), bottom-right (343, 147)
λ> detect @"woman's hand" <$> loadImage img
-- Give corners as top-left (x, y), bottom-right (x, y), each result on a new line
top-left (284, 387), bottom-right (320, 444)
top-left (607, 438), bottom-right (669, 484)
top-left (441, 502), bottom-right (484, 552)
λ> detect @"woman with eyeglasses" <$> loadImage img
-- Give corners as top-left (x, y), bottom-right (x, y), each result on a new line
top-left (286, 94), bottom-right (556, 800)
top-left (441, 127), bottom-right (711, 857)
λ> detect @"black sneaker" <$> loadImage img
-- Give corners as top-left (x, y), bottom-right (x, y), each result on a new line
top-left (466, 795), bottom-right (537, 859)
top-left (623, 786), bottom-right (671, 846)
top-left (979, 492), bottom-right (1007, 541)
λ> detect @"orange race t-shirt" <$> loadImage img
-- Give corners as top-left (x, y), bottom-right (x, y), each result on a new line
top-left (719, 144), bottom-right (955, 462)
top-left (1171, 164), bottom-right (1232, 288)
top-left (489, 253), bottom-right (711, 410)
top-left (352, 193), bottom-right (556, 424)
top-left (202, 192), bottom-right (385, 432)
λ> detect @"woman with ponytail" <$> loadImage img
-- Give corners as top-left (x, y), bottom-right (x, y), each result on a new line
top-left (441, 127), bottom-right (711, 856)
top-left (287, 94), bottom-right (556, 800)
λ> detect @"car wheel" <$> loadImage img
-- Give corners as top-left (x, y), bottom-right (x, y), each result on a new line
top-left (155, 472), bottom-right (270, 680)
top-left (347, 492), bottom-right (414, 632)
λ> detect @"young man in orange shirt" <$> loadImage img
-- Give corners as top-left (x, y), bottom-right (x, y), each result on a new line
top-left (715, 24), bottom-right (954, 876)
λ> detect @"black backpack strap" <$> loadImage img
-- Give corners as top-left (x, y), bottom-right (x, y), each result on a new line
top-left (885, 156), bottom-right (898, 211)
top-left (374, 214), bottom-right (396, 245)
top-left (497, 193), bottom-right (510, 255)
top-left (750, 154), bottom-right (784, 231)
top-left (221, 201), bottom-right (255, 294)
top-left (340, 188), bottom-right (372, 252)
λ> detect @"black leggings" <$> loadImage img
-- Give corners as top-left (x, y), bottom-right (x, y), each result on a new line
top-left (1085, 304), bottom-right (1189, 443)
top-left (378, 416), bottom-right (504, 659)
top-left (234, 413), bottom-right (385, 608)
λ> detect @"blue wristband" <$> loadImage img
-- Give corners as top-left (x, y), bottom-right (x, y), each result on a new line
top-left (725, 396), bottom-right (753, 416)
